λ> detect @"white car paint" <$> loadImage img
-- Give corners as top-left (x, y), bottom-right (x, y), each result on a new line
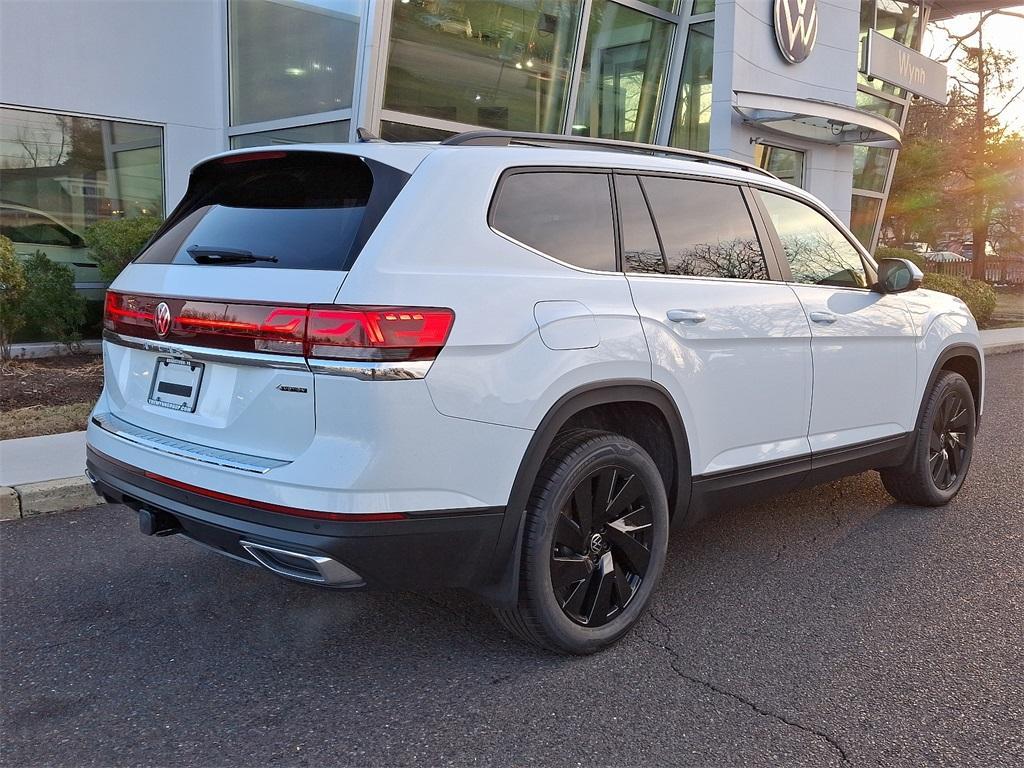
top-left (88, 141), bottom-right (983, 519)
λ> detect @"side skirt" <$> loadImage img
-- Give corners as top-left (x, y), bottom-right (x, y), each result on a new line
top-left (685, 433), bottom-right (912, 524)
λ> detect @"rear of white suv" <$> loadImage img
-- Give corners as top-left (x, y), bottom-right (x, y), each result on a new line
top-left (88, 133), bottom-right (984, 655)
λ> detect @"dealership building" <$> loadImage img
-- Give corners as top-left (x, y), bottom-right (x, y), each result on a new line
top-left (0, 0), bottom-right (1014, 254)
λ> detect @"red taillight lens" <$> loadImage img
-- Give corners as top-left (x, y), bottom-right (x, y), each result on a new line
top-left (105, 292), bottom-right (454, 363)
top-left (306, 307), bottom-right (455, 361)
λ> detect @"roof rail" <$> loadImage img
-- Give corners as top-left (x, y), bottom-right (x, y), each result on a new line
top-left (440, 130), bottom-right (776, 179)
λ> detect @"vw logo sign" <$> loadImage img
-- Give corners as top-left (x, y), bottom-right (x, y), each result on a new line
top-left (774, 0), bottom-right (818, 64)
top-left (154, 302), bottom-right (172, 338)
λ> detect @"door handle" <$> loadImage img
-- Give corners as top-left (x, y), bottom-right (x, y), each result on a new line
top-left (667, 309), bottom-right (707, 324)
top-left (809, 311), bottom-right (837, 325)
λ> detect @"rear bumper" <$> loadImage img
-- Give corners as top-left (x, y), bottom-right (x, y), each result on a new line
top-left (87, 447), bottom-right (506, 592)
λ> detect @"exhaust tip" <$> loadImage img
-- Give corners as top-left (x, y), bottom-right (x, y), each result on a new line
top-left (240, 540), bottom-right (364, 587)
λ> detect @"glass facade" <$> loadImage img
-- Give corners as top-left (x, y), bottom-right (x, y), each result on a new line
top-left (0, 106), bottom-right (163, 235)
top-left (669, 21), bottom-right (714, 151)
top-left (384, 1), bottom-right (580, 132)
top-left (754, 144), bottom-right (805, 188)
top-left (852, 145), bottom-right (891, 192)
top-left (572, 1), bottom-right (673, 142)
top-left (228, 0), bottom-right (360, 126)
top-left (850, 194), bottom-right (882, 247)
top-left (230, 121), bottom-right (351, 149)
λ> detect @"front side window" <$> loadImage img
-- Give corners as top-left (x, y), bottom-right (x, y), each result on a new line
top-left (491, 172), bottom-right (615, 271)
top-left (759, 191), bottom-right (868, 288)
top-left (640, 177), bottom-right (769, 280)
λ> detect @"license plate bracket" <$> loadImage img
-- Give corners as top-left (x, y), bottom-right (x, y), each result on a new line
top-left (148, 357), bottom-right (204, 412)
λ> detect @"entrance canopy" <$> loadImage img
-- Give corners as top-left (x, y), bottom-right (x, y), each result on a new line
top-left (733, 91), bottom-right (903, 148)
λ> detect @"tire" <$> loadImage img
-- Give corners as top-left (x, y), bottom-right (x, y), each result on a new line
top-left (880, 371), bottom-right (976, 507)
top-left (495, 429), bottom-right (670, 654)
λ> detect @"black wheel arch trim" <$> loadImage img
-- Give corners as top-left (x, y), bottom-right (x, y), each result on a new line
top-left (918, 344), bottom-right (983, 433)
top-left (479, 379), bottom-right (691, 607)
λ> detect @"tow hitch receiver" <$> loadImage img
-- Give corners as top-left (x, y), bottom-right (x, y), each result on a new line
top-left (138, 508), bottom-right (182, 537)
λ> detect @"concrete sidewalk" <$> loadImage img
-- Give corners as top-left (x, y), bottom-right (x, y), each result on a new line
top-left (1, 327), bottom-right (1021, 520)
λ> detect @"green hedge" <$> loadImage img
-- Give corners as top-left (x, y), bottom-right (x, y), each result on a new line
top-left (83, 216), bottom-right (162, 281)
top-left (922, 272), bottom-right (996, 328)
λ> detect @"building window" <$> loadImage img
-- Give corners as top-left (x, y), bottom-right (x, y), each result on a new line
top-left (852, 146), bottom-right (892, 192)
top-left (572, 0), bottom-right (673, 143)
top-left (0, 106), bottom-right (163, 237)
top-left (754, 144), bottom-right (805, 188)
top-left (669, 20), bottom-right (714, 151)
top-left (383, 1), bottom-right (580, 133)
top-left (228, 0), bottom-right (360, 126)
top-left (379, 122), bottom-right (455, 142)
top-left (692, 0), bottom-right (715, 13)
top-left (874, 0), bottom-right (922, 49)
top-left (850, 194), bottom-right (882, 247)
top-left (230, 121), bottom-right (351, 149)
top-left (855, 90), bottom-right (904, 123)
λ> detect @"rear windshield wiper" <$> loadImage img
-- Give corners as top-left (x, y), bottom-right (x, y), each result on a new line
top-left (186, 245), bottom-right (278, 264)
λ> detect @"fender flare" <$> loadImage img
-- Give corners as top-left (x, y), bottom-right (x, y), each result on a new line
top-left (476, 380), bottom-right (691, 607)
top-left (915, 343), bottom-right (984, 432)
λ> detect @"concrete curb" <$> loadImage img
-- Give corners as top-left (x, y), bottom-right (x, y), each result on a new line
top-left (0, 475), bottom-right (104, 521)
top-left (8, 340), bottom-right (101, 359)
top-left (984, 343), bottom-right (1024, 356)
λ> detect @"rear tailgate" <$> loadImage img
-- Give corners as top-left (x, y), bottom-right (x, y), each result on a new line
top-left (98, 148), bottom-right (418, 462)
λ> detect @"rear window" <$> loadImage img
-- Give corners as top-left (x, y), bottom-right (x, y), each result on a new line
top-left (136, 152), bottom-right (402, 270)
top-left (490, 171), bottom-right (615, 271)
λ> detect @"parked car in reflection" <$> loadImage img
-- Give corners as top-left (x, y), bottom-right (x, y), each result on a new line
top-left (0, 203), bottom-right (106, 300)
top-left (421, 13), bottom-right (472, 37)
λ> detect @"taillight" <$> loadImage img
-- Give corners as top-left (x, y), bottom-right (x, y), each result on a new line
top-left (105, 292), bottom-right (454, 364)
top-left (306, 307), bottom-right (455, 361)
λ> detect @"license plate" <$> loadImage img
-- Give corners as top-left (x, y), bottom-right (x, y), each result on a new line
top-left (148, 358), bottom-right (204, 412)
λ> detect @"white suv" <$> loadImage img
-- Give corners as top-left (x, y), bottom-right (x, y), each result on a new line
top-left (87, 131), bottom-right (983, 654)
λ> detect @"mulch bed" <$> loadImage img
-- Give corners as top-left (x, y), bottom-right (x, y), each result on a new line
top-left (0, 354), bottom-right (104, 411)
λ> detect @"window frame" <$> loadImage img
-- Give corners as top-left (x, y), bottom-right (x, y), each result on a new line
top-left (488, 166), bottom-right (621, 275)
top-left (615, 170), bottom-right (788, 284)
top-left (748, 184), bottom-right (880, 291)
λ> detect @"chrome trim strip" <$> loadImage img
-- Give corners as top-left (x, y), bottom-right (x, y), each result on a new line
top-left (308, 359), bottom-right (433, 380)
top-left (102, 330), bottom-right (310, 371)
top-left (91, 411), bottom-right (290, 474)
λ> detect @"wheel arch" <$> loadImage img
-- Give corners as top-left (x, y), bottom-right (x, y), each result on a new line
top-left (918, 344), bottom-right (983, 431)
top-left (477, 380), bottom-right (691, 608)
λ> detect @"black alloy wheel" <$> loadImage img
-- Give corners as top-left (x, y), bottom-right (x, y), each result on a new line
top-left (550, 465), bottom-right (653, 627)
top-left (494, 429), bottom-right (670, 654)
top-left (929, 389), bottom-right (971, 491)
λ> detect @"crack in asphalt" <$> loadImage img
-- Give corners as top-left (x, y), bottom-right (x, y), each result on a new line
top-left (639, 611), bottom-right (850, 765)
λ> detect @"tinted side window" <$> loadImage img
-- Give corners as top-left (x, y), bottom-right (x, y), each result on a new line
top-left (492, 172), bottom-right (615, 271)
top-left (641, 177), bottom-right (769, 280)
top-left (616, 175), bottom-right (665, 274)
top-left (759, 191), bottom-right (868, 288)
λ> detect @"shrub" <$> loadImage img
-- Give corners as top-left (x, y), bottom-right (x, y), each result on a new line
top-left (20, 251), bottom-right (86, 344)
top-left (922, 272), bottom-right (997, 328)
top-left (0, 235), bottom-right (28, 359)
top-left (875, 245), bottom-right (925, 270)
top-left (83, 216), bottom-right (162, 281)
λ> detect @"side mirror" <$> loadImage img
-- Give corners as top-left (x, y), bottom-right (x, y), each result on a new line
top-left (875, 258), bottom-right (923, 294)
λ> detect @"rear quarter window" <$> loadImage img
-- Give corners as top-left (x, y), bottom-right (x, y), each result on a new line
top-left (490, 170), bottom-right (616, 272)
top-left (136, 152), bottom-right (405, 270)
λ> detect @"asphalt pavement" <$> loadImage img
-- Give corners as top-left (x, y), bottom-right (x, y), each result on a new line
top-left (2, 353), bottom-right (1022, 768)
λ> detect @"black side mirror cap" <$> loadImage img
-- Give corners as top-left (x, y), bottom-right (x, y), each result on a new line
top-left (874, 258), bottom-right (924, 294)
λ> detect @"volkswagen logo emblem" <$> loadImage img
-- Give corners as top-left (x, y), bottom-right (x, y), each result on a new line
top-left (774, 0), bottom-right (818, 64)
top-left (154, 302), bottom-right (172, 338)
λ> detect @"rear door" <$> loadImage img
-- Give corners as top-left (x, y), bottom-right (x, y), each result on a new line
top-left (619, 172), bottom-right (813, 478)
top-left (100, 150), bottom-right (407, 461)
top-left (753, 189), bottom-right (918, 452)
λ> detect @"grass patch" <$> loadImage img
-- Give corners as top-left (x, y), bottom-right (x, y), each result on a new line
top-left (0, 402), bottom-right (93, 440)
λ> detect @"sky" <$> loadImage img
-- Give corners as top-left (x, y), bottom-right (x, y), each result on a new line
top-left (925, 5), bottom-right (1024, 130)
